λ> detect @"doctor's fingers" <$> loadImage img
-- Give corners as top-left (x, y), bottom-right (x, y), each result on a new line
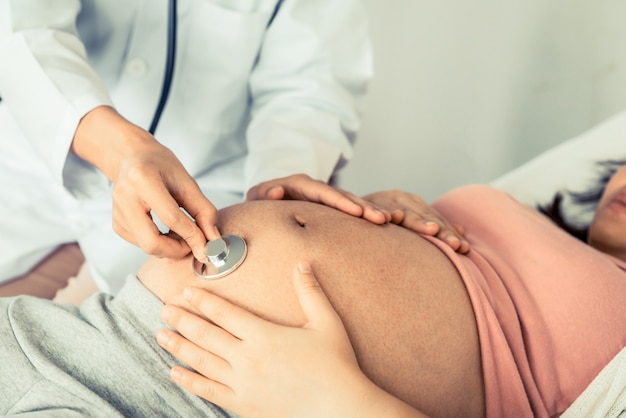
top-left (111, 189), bottom-right (195, 258)
top-left (141, 181), bottom-right (217, 260)
top-left (168, 179), bottom-right (221, 242)
top-left (111, 200), bottom-right (191, 258)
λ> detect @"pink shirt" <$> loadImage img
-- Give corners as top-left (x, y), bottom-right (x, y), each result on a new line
top-left (430, 185), bottom-right (626, 418)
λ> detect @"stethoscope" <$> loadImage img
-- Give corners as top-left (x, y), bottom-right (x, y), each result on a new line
top-left (148, 0), bottom-right (178, 136)
top-left (151, 0), bottom-right (284, 279)
top-left (148, 0), bottom-right (282, 135)
top-left (192, 235), bottom-right (248, 279)
top-left (148, 0), bottom-right (250, 279)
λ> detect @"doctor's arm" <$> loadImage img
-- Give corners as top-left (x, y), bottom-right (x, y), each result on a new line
top-left (0, 2), bottom-right (218, 260)
top-left (0, 0), bottom-right (112, 179)
top-left (244, 0), bottom-right (371, 192)
top-left (158, 263), bottom-right (429, 418)
top-left (72, 106), bottom-right (220, 260)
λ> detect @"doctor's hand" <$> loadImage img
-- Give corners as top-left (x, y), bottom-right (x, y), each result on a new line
top-left (363, 190), bottom-right (470, 253)
top-left (247, 174), bottom-right (391, 225)
top-left (157, 262), bottom-right (425, 418)
top-left (72, 106), bottom-right (219, 261)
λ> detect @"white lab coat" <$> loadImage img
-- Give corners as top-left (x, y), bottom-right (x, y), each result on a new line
top-left (0, 0), bottom-right (372, 292)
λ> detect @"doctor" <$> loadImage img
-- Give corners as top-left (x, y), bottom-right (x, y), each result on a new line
top-left (0, 0), bottom-right (374, 293)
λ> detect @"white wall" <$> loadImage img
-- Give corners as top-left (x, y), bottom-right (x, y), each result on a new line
top-left (337, 0), bottom-right (626, 201)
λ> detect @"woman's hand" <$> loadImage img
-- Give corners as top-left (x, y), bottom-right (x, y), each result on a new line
top-left (157, 263), bottom-right (427, 418)
top-left (363, 190), bottom-right (470, 253)
top-left (72, 106), bottom-right (219, 261)
top-left (247, 174), bottom-right (391, 225)
top-left (157, 263), bottom-right (364, 417)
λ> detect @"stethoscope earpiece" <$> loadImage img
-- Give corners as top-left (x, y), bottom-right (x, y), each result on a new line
top-left (192, 234), bottom-right (247, 279)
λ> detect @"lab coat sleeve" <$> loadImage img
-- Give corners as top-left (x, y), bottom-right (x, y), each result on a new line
top-left (244, 0), bottom-right (373, 190)
top-left (0, 1), bottom-right (114, 188)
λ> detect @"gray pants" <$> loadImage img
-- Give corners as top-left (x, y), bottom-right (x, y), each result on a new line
top-left (0, 276), bottom-right (237, 418)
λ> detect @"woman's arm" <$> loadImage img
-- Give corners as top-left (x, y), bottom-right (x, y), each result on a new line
top-left (157, 262), bottom-right (429, 418)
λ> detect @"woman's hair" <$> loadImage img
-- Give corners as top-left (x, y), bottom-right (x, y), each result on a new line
top-left (538, 159), bottom-right (626, 242)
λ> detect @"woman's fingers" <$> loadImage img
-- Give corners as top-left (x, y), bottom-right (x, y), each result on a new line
top-left (157, 261), bottom-right (362, 418)
top-left (293, 261), bottom-right (343, 330)
top-left (157, 326), bottom-right (230, 379)
top-left (247, 174), bottom-right (390, 224)
top-left (362, 190), bottom-right (471, 253)
top-left (160, 303), bottom-right (238, 350)
top-left (168, 365), bottom-right (234, 404)
top-left (181, 287), bottom-right (270, 340)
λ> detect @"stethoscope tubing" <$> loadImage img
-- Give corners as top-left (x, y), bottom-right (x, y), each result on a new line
top-left (148, 0), bottom-right (285, 136)
top-left (149, 0), bottom-right (177, 135)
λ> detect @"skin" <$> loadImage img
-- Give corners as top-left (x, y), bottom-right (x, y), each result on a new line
top-left (71, 109), bottom-right (394, 263)
top-left (72, 105), bottom-right (220, 261)
top-left (249, 176), bottom-right (470, 254)
top-left (161, 265), bottom-right (431, 418)
top-left (139, 198), bottom-right (484, 418)
top-left (363, 190), bottom-right (470, 253)
top-left (245, 174), bottom-right (391, 227)
top-left (588, 164), bottom-right (626, 262)
top-left (159, 166), bottom-right (626, 418)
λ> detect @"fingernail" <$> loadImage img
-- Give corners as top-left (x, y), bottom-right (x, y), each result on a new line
top-left (183, 287), bottom-right (193, 301)
top-left (161, 306), bottom-right (172, 321)
top-left (298, 261), bottom-right (312, 274)
top-left (423, 221), bottom-right (436, 226)
top-left (157, 330), bottom-right (170, 346)
top-left (170, 368), bottom-right (182, 382)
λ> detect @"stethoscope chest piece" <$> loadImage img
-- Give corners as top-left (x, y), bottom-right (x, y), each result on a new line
top-left (192, 234), bottom-right (247, 280)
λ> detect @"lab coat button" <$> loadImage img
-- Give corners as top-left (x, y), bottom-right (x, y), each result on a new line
top-left (126, 58), bottom-right (148, 78)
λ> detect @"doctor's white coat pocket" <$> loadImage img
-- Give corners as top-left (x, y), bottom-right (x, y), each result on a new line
top-left (177, 1), bottom-right (276, 133)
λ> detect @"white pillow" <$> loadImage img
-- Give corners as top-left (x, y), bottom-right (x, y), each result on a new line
top-left (491, 110), bottom-right (626, 226)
